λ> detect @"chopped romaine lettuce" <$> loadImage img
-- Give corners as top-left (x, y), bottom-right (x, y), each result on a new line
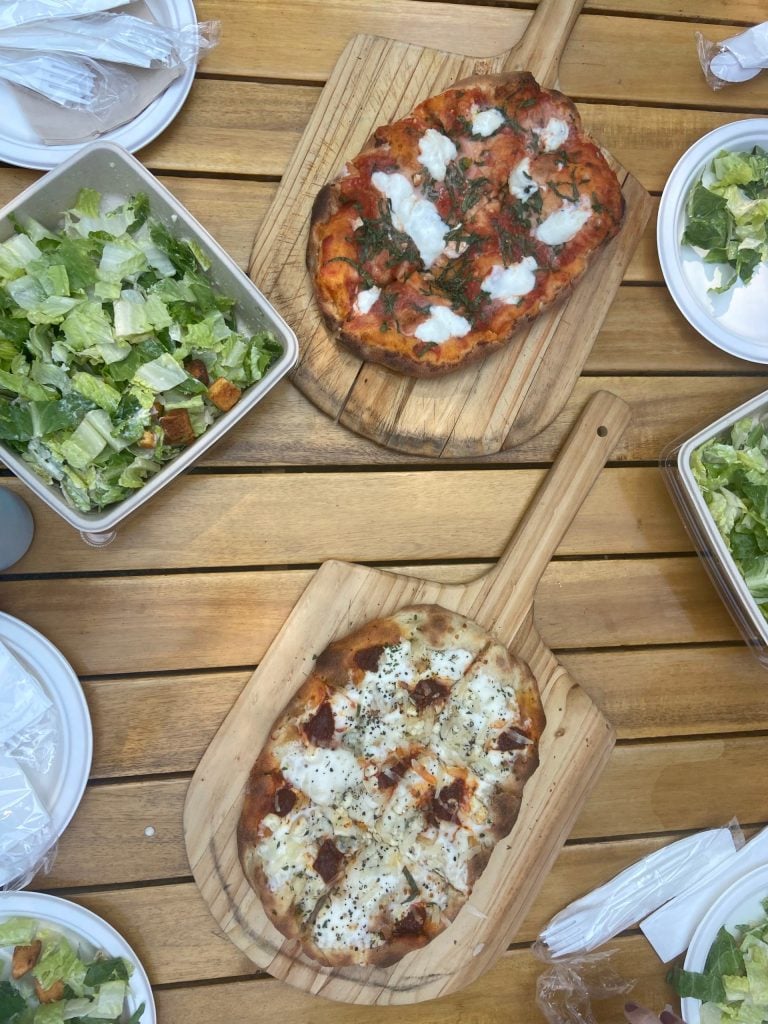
top-left (670, 901), bottom-right (768, 1024)
top-left (0, 916), bottom-right (143, 1024)
top-left (0, 189), bottom-right (283, 512)
top-left (682, 145), bottom-right (768, 291)
top-left (692, 416), bottom-right (768, 620)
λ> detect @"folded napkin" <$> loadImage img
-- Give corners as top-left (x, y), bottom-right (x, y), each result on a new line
top-left (540, 827), bottom-right (739, 957)
top-left (697, 23), bottom-right (768, 88)
top-left (641, 824), bottom-right (768, 962)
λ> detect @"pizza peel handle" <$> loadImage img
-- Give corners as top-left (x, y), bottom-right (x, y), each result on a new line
top-left (463, 390), bottom-right (630, 638)
top-left (500, 0), bottom-right (585, 87)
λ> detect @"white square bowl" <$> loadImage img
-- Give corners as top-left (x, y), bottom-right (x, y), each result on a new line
top-left (0, 141), bottom-right (298, 540)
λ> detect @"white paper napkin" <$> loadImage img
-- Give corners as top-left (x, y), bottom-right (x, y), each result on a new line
top-left (641, 825), bottom-right (768, 962)
top-left (540, 827), bottom-right (738, 957)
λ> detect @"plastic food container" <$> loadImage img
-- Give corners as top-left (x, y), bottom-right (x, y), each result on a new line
top-left (661, 388), bottom-right (768, 666)
top-left (0, 141), bottom-right (298, 546)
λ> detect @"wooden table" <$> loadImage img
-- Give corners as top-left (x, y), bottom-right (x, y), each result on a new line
top-left (2, 1), bottom-right (768, 1020)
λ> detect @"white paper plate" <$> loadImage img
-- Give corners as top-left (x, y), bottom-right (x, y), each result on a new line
top-left (0, 0), bottom-right (196, 170)
top-left (0, 890), bottom-right (156, 1023)
top-left (658, 118), bottom-right (768, 364)
top-left (681, 862), bottom-right (768, 1024)
top-left (0, 612), bottom-right (92, 887)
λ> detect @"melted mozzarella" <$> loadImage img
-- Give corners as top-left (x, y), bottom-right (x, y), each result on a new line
top-left (436, 668), bottom-right (517, 763)
top-left (418, 128), bottom-right (457, 182)
top-left (378, 777), bottom-right (427, 847)
top-left (414, 305), bottom-right (472, 344)
top-left (354, 285), bottom-right (380, 315)
top-left (534, 196), bottom-right (592, 246)
top-left (312, 846), bottom-right (404, 950)
top-left (539, 117), bottom-right (570, 152)
top-left (428, 647), bottom-right (474, 681)
top-left (471, 107), bottom-right (504, 137)
top-left (281, 745), bottom-right (363, 805)
top-left (508, 157), bottom-right (539, 201)
top-left (329, 688), bottom-right (357, 732)
top-left (258, 808), bottom-right (331, 893)
top-left (423, 824), bottom-right (471, 892)
top-left (481, 258), bottom-right (538, 304)
top-left (371, 171), bottom-right (451, 267)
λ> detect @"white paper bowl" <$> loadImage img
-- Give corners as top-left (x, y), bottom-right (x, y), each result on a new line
top-left (658, 118), bottom-right (768, 364)
top-left (681, 863), bottom-right (768, 1024)
top-left (0, 141), bottom-right (298, 542)
top-left (0, 891), bottom-right (156, 1023)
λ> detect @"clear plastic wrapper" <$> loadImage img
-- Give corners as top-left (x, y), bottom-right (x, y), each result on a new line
top-left (0, 638), bottom-right (57, 775)
top-left (0, 0), bottom-right (129, 32)
top-left (0, 50), bottom-right (138, 114)
top-left (534, 824), bottom-right (744, 1024)
top-left (0, 14), bottom-right (221, 71)
top-left (539, 824), bottom-right (742, 957)
top-left (696, 26), bottom-right (768, 90)
top-left (0, 753), bottom-right (56, 891)
top-left (534, 946), bottom-right (634, 1024)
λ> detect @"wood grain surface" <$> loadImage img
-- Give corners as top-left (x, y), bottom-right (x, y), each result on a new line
top-left (183, 391), bottom-right (628, 1003)
top-left (248, 0), bottom-right (652, 456)
top-left (2, 1), bottom-right (768, 1021)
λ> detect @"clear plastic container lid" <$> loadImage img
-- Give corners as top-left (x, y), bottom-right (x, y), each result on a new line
top-left (660, 387), bottom-right (768, 667)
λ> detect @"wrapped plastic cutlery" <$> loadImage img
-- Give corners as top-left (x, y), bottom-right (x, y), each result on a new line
top-left (0, 13), bottom-right (219, 70)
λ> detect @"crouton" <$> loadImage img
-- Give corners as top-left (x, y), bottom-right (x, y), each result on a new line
top-left (12, 940), bottom-right (41, 979)
top-left (138, 430), bottom-right (157, 449)
top-left (184, 358), bottom-right (210, 386)
top-left (34, 977), bottom-right (65, 1003)
top-left (159, 408), bottom-right (195, 446)
top-left (207, 377), bottom-right (242, 412)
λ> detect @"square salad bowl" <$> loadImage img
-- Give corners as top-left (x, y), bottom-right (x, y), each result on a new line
top-left (662, 388), bottom-right (768, 666)
top-left (0, 141), bottom-right (298, 544)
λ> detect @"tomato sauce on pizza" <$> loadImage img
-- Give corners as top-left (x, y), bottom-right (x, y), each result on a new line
top-left (307, 72), bottom-right (623, 376)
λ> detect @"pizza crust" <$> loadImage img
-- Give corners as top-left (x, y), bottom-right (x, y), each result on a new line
top-left (238, 604), bottom-right (545, 967)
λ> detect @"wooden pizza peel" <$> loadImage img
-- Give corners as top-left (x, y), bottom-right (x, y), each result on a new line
top-left (184, 389), bottom-right (630, 1004)
top-left (248, 0), bottom-right (651, 458)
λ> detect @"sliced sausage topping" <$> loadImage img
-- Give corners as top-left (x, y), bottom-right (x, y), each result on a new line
top-left (497, 727), bottom-right (530, 751)
top-left (313, 838), bottom-right (344, 883)
top-left (410, 677), bottom-right (448, 711)
top-left (303, 701), bottom-right (335, 746)
top-left (393, 903), bottom-right (427, 937)
top-left (429, 778), bottom-right (465, 825)
top-left (354, 644), bottom-right (386, 673)
top-left (274, 786), bottom-right (296, 817)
